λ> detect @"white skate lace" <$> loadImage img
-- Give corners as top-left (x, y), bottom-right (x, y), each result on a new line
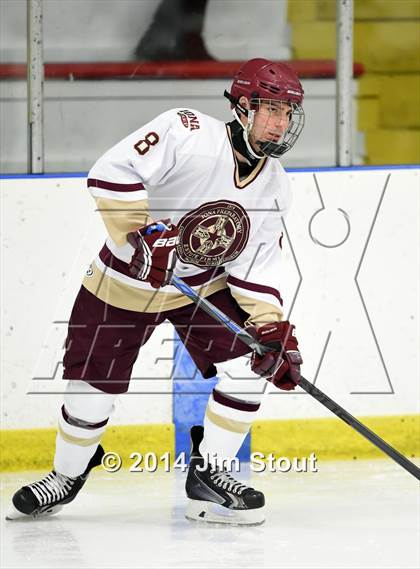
top-left (28, 471), bottom-right (76, 506)
top-left (209, 471), bottom-right (248, 495)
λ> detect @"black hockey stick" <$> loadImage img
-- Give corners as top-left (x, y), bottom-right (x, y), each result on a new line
top-left (171, 275), bottom-right (420, 481)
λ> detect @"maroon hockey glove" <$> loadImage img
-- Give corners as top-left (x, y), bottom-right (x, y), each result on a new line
top-left (127, 220), bottom-right (179, 288)
top-left (250, 321), bottom-right (302, 391)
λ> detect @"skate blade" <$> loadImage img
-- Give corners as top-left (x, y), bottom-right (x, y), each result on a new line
top-left (186, 499), bottom-right (265, 526)
top-left (6, 504), bottom-right (63, 521)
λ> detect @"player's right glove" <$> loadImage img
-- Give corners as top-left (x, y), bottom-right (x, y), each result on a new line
top-left (249, 321), bottom-right (302, 391)
top-left (127, 219), bottom-right (179, 288)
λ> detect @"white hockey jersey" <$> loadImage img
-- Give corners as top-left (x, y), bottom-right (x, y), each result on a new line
top-left (84, 108), bottom-right (292, 325)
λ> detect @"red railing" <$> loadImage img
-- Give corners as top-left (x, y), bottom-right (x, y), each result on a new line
top-left (0, 60), bottom-right (364, 80)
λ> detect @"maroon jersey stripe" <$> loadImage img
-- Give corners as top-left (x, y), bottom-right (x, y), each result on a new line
top-left (99, 244), bottom-right (132, 277)
top-left (227, 275), bottom-right (283, 305)
top-left (212, 389), bottom-right (261, 412)
top-left (87, 178), bottom-right (145, 192)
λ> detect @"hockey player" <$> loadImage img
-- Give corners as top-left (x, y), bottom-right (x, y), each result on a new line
top-left (8, 58), bottom-right (304, 525)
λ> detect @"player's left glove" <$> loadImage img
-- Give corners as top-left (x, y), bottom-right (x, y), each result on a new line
top-left (249, 321), bottom-right (302, 391)
top-left (127, 219), bottom-right (179, 288)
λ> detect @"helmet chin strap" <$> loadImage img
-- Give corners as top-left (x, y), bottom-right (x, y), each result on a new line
top-left (232, 108), bottom-right (266, 161)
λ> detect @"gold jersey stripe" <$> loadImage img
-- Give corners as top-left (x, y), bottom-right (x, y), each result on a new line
top-left (94, 197), bottom-right (152, 247)
top-left (83, 261), bottom-right (228, 313)
top-left (230, 291), bottom-right (284, 326)
top-left (206, 407), bottom-right (251, 434)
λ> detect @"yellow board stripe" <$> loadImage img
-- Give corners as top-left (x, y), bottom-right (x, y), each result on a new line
top-left (1, 415), bottom-right (419, 472)
top-left (252, 414), bottom-right (420, 461)
top-left (0, 423), bottom-right (174, 472)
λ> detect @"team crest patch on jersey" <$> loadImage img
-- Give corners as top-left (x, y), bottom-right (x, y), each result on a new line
top-left (177, 110), bottom-right (200, 131)
top-left (177, 200), bottom-right (250, 268)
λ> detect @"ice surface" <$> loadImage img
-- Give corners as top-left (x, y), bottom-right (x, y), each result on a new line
top-left (1, 459), bottom-right (419, 569)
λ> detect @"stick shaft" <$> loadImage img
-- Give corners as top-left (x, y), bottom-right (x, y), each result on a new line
top-left (171, 275), bottom-right (266, 354)
top-left (298, 377), bottom-right (420, 480)
top-left (171, 275), bottom-right (420, 481)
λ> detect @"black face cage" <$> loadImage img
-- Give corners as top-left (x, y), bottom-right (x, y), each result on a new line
top-left (256, 103), bottom-right (305, 158)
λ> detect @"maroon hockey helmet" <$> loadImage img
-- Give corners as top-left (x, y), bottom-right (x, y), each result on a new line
top-left (230, 58), bottom-right (304, 106)
top-left (224, 58), bottom-right (305, 158)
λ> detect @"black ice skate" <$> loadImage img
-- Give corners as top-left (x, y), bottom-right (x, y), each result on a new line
top-left (185, 425), bottom-right (265, 525)
top-left (6, 445), bottom-right (105, 520)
